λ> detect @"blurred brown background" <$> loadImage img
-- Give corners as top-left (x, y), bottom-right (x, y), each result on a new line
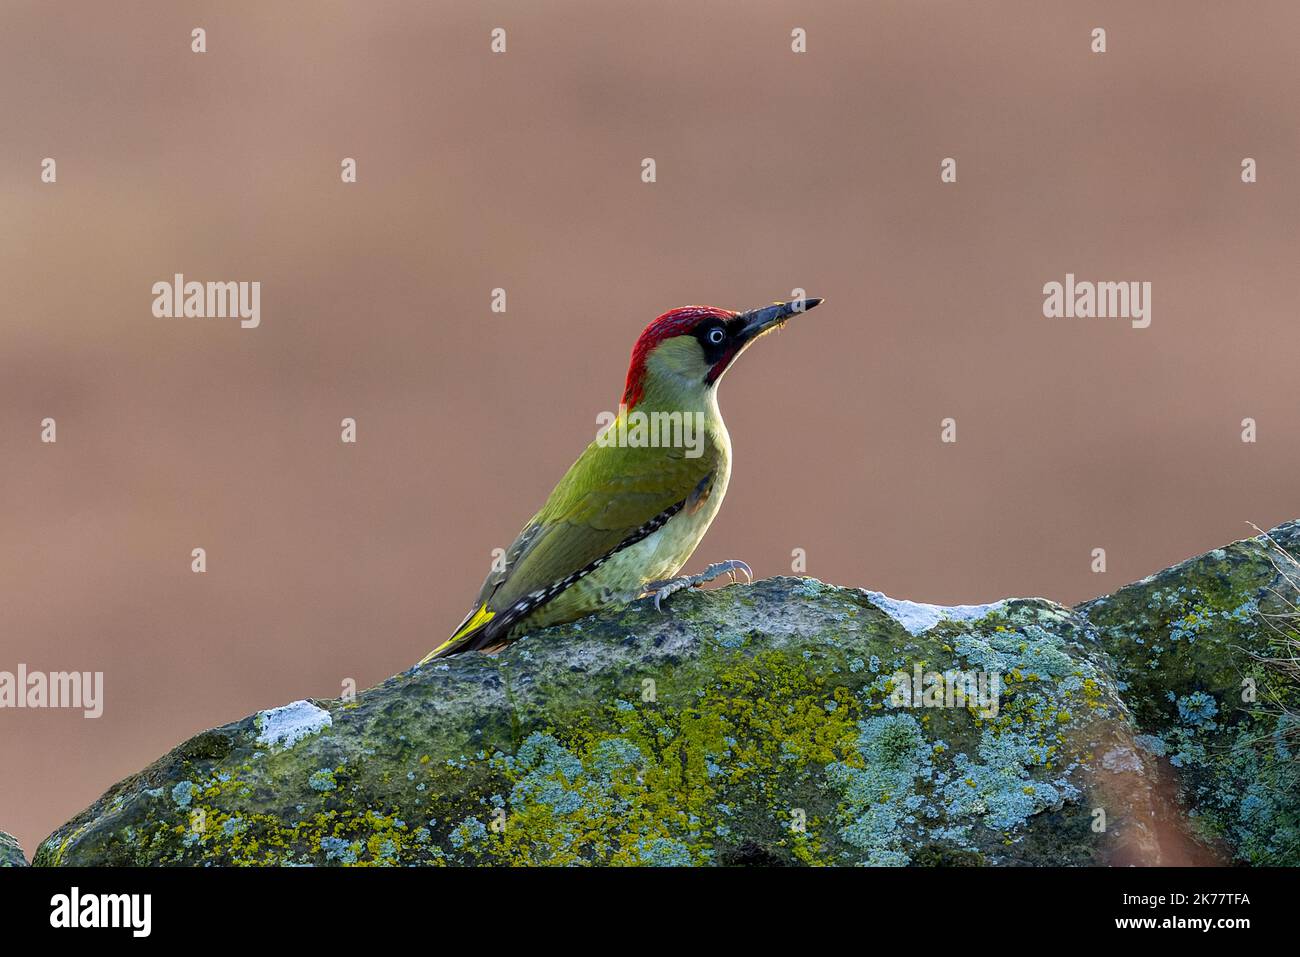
top-left (1, 1), bottom-right (1297, 856)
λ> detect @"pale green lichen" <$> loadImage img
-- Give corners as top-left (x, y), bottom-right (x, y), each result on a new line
top-left (1080, 525), bottom-right (1300, 864)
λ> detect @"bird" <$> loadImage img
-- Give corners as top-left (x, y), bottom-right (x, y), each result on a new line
top-left (419, 296), bottom-right (824, 663)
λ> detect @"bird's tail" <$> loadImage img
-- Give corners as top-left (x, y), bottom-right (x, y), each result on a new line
top-left (418, 602), bottom-right (498, 665)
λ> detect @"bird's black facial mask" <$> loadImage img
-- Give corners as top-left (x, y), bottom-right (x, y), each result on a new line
top-left (700, 298), bottom-right (822, 385)
top-left (694, 319), bottom-right (735, 368)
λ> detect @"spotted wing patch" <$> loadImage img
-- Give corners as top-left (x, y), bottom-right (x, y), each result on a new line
top-left (492, 497), bottom-right (687, 628)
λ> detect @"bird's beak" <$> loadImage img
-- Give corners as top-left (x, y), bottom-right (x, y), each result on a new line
top-left (735, 296), bottom-right (823, 343)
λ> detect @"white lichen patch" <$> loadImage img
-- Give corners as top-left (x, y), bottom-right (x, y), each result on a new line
top-left (255, 699), bottom-right (332, 749)
top-left (1101, 746), bottom-right (1145, 774)
top-left (865, 592), bottom-right (1006, 636)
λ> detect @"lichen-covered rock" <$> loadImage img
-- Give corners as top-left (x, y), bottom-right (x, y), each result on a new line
top-left (0, 830), bottom-right (28, 867)
top-left (1079, 520), bottom-right (1300, 865)
top-left (29, 589), bottom-right (1159, 866)
top-left (32, 522), bottom-right (1300, 867)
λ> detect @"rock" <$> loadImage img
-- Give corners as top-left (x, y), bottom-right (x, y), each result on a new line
top-left (1080, 521), bottom-right (1300, 865)
top-left (33, 522), bottom-right (1300, 867)
top-left (1, 830), bottom-right (28, 867)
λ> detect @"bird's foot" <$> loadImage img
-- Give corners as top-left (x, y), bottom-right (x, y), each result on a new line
top-left (645, 560), bottom-right (754, 612)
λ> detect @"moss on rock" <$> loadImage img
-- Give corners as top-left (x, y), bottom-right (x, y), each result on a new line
top-left (30, 520), bottom-right (1300, 867)
top-left (1078, 521), bottom-right (1300, 864)
top-left (0, 830), bottom-right (27, 867)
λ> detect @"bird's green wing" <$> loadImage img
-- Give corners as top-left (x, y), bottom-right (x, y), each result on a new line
top-left (421, 436), bottom-right (717, 662)
top-left (496, 440), bottom-right (717, 606)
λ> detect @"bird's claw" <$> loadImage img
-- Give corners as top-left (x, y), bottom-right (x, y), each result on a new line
top-left (645, 560), bottom-right (754, 613)
top-left (704, 559), bottom-right (753, 584)
top-left (652, 580), bottom-right (689, 613)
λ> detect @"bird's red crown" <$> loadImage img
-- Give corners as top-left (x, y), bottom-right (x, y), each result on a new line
top-left (621, 305), bottom-right (736, 408)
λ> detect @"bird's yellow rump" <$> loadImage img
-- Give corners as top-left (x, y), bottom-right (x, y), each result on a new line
top-left (420, 603), bottom-right (495, 664)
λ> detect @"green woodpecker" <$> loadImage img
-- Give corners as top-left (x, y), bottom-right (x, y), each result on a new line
top-left (419, 296), bottom-right (823, 663)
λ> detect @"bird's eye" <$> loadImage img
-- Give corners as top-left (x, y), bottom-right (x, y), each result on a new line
top-left (707, 327), bottom-right (725, 344)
